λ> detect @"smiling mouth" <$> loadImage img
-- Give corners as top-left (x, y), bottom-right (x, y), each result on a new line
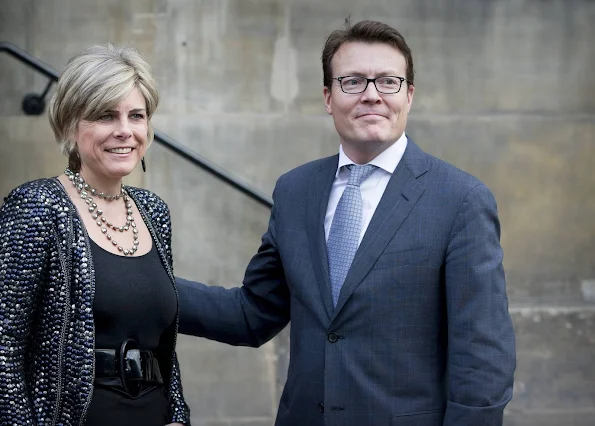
top-left (358, 114), bottom-right (386, 120)
top-left (107, 147), bottom-right (134, 154)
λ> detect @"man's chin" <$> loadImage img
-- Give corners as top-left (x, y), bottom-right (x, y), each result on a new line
top-left (351, 135), bottom-right (395, 148)
top-left (341, 137), bottom-right (397, 163)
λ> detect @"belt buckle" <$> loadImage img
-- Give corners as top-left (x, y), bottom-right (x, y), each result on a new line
top-left (141, 351), bottom-right (154, 382)
top-left (119, 339), bottom-right (142, 397)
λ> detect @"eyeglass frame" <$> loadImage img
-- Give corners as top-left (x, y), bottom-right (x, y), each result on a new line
top-left (332, 76), bottom-right (408, 94)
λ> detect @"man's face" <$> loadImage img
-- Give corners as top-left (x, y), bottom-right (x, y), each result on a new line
top-left (323, 41), bottom-right (414, 163)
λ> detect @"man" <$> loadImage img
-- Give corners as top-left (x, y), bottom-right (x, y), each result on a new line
top-left (177, 20), bottom-right (516, 426)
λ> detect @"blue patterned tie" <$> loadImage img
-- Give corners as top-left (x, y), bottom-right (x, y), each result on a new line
top-left (327, 164), bottom-right (377, 307)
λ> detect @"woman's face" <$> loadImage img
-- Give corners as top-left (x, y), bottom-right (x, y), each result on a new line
top-left (75, 87), bottom-right (148, 183)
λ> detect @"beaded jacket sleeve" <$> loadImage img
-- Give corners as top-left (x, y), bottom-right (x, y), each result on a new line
top-left (0, 179), bottom-right (190, 426)
top-left (0, 182), bottom-right (54, 424)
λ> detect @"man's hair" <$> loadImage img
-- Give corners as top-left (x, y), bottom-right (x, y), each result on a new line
top-left (48, 44), bottom-right (159, 171)
top-left (322, 19), bottom-right (415, 89)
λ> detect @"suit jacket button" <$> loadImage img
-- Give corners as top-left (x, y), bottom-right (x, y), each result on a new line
top-left (318, 402), bottom-right (324, 413)
top-left (327, 332), bottom-right (339, 343)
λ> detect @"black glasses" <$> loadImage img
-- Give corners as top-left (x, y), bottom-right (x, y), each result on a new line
top-left (333, 76), bottom-right (407, 94)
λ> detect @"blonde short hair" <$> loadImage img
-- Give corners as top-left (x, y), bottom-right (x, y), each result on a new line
top-left (48, 44), bottom-right (159, 170)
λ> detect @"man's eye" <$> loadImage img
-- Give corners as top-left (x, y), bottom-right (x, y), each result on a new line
top-left (344, 78), bottom-right (363, 86)
top-left (378, 77), bottom-right (398, 85)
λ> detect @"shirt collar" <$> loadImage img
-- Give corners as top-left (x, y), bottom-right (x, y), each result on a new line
top-left (336, 132), bottom-right (408, 177)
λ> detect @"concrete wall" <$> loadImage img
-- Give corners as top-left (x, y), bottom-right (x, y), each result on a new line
top-left (1, 1), bottom-right (594, 425)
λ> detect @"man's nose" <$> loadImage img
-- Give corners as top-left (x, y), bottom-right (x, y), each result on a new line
top-left (361, 80), bottom-right (382, 102)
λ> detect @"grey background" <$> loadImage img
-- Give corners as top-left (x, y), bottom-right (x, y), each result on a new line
top-left (1, 1), bottom-right (594, 425)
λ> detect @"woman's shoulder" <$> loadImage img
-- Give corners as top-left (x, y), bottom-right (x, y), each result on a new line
top-left (1, 178), bottom-right (67, 225)
top-left (3, 178), bottom-right (66, 208)
top-left (125, 186), bottom-right (170, 215)
top-left (125, 187), bottom-right (172, 246)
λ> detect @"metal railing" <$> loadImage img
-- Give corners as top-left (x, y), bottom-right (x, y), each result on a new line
top-left (0, 41), bottom-right (273, 209)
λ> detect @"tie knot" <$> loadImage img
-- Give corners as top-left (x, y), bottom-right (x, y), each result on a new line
top-left (346, 164), bottom-right (377, 187)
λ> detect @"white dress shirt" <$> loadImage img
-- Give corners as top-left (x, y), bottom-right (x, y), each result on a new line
top-left (324, 133), bottom-right (408, 244)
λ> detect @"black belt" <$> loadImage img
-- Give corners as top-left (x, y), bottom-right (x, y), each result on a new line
top-left (95, 339), bottom-right (163, 397)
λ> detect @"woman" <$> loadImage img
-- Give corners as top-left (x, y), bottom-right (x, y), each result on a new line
top-left (0, 45), bottom-right (189, 425)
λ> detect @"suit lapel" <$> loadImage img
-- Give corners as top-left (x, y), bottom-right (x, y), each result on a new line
top-left (333, 139), bottom-right (429, 316)
top-left (307, 155), bottom-right (338, 320)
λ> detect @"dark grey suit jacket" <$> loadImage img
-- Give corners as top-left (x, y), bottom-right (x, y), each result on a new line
top-left (177, 138), bottom-right (516, 426)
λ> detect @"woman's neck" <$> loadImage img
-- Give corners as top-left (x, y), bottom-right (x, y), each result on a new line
top-left (78, 166), bottom-right (123, 197)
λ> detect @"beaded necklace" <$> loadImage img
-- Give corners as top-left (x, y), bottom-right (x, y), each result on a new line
top-left (65, 168), bottom-right (139, 255)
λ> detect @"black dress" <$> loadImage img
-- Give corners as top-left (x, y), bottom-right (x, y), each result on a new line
top-left (84, 239), bottom-right (177, 426)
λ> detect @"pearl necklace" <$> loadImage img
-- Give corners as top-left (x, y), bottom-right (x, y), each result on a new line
top-left (65, 169), bottom-right (139, 256)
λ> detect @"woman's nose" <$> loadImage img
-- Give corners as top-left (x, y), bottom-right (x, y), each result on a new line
top-left (113, 119), bottom-right (132, 139)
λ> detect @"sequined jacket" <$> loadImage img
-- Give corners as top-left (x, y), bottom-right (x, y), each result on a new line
top-left (0, 178), bottom-right (190, 426)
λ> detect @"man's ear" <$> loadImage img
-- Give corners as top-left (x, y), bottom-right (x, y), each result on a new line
top-left (323, 86), bottom-right (333, 115)
top-left (406, 84), bottom-right (415, 111)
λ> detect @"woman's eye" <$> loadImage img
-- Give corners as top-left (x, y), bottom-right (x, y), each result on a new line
top-left (131, 113), bottom-right (145, 120)
top-left (98, 114), bottom-right (112, 121)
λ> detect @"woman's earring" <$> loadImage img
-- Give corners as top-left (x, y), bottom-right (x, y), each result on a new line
top-left (69, 146), bottom-right (81, 171)
top-left (141, 157), bottom-right (146, 173)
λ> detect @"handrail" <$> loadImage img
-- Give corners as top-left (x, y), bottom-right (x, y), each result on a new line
top-left (0, 41), bottom-right (58, 80)
top-left (0, 41), bottom-right (273, 209)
